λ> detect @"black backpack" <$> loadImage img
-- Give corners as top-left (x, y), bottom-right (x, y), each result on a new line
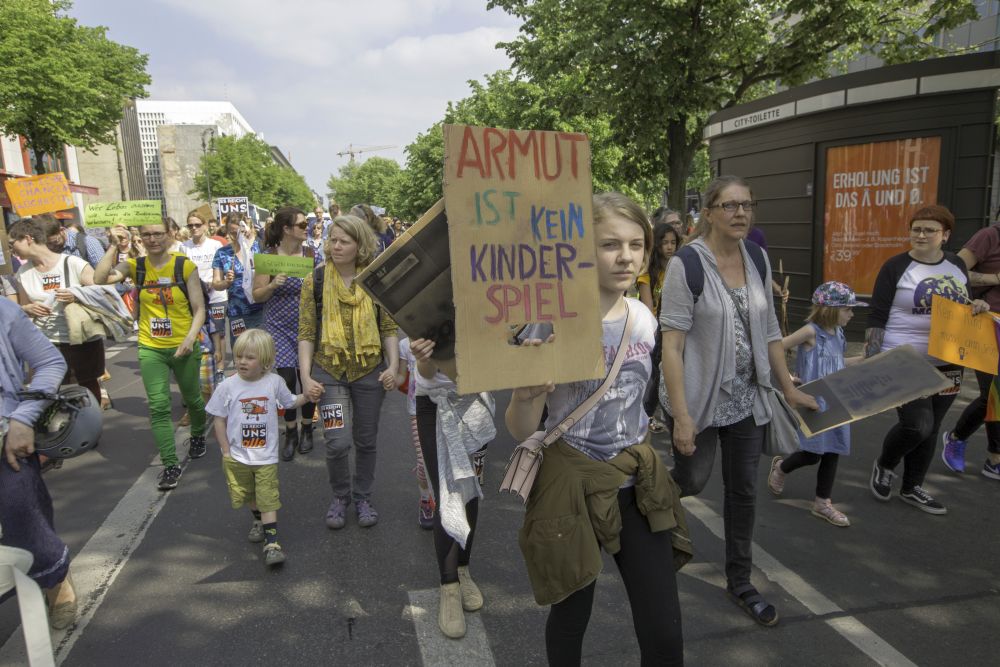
top-left (135, 255), bottom-right (216, 336)
top-left (674, 240), bottom-right (768, 303)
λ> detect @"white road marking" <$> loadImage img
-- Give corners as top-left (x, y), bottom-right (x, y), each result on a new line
top-left (684, 497), bottom-right (918, 667)
top-left (0, 431), bottom-right (189, 666)
top-left (406, 588), bottom-right (496, 667)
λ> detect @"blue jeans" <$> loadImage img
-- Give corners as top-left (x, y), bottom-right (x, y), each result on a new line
top-left (669, 414), bottom-right (762, 589)
top-left (0, 454), bottom-right (70, 594)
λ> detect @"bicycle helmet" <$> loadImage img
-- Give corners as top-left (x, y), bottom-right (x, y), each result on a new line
top-left (18, 386), bottom-right (102, 459)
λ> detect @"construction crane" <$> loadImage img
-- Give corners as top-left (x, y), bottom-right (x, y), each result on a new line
top-left (336, 144), bottom-right (397, 161)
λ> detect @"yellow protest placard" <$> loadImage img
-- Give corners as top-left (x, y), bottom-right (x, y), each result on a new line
top-left (253, 253), bottom-right (313, 278)
top-left (3, 173), bottom-right (74, 216)
top-left (85, 200), bottom-right (163, 227)
top-left (442, 123), bottom-right (603, 394)
top-left (927, 294), bottom-right (999, 374)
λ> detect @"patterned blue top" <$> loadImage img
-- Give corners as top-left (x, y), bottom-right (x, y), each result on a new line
top-left (212, 240), bottom-right (263, 318)
top-left (796, 323), bottom-right (850, 455)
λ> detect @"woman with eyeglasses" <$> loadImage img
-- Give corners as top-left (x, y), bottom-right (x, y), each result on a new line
top-left (252, 207), bottom-right (320, 460)
top-left (660, 175), bottom-right (817, 627)
top-left (95, 220), bottom-right (208, 491)
top-left (211, 211), bottom-right (263, 350)
top-left (866, 205), bottom-right (989, 515)
top-left (8, 217), bottom-right (103, 402)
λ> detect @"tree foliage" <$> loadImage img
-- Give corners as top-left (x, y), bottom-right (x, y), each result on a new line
top-left (395, 69), bottom-right (664, 221)
top-left (488, 0), bottom-right (980, 209)
top-left (193, 134), bottom-right (315, 211)
top-left (0, 0), bottom-right (151, 174)
top-left (327, 157), bottom-right (405, 214)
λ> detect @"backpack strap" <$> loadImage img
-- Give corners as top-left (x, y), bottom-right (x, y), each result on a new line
top-left (173, 256), bottom-right (190, 305)
top-left (135, 256), bottom-right (146, 319)
top-left (677, 240), bottom-right (769, 305)
top-left (62, 256), bottom-right (71, 289)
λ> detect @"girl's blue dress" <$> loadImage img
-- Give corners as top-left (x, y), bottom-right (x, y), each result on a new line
top-left (796, 323), bottom-right (850, 455)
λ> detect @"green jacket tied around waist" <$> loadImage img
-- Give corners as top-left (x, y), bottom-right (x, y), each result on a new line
top-left (518, 439), bottom-right (693, 606)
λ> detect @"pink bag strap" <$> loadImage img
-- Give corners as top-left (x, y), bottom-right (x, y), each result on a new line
top-left (541, 301), bottom-right (634, 446)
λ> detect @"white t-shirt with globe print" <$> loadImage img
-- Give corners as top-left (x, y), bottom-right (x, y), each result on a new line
top-left (868, 250), bottom-right (968, 365)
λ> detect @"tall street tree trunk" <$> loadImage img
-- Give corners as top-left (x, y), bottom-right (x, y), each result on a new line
top-left (666, 119), bottom-right (691, 212)
top-left (33, 145), bottom-right (47, 175)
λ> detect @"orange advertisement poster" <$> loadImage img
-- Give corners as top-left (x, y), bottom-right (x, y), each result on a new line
top-left (823, 137), bottom-right (941, 294)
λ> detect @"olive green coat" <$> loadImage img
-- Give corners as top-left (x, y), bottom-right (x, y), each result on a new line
top-left (518, 439), bottom-right (693, 606)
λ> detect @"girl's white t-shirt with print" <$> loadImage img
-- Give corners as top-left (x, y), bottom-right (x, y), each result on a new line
top-left (205, 373), bottom-right (296, 465)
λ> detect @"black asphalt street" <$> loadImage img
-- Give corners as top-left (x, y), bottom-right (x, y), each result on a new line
top-left (2, 342), bottom-right (998, 666)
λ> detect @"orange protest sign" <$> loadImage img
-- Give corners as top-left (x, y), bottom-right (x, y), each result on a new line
top-left (823, 137), bottom-right (941, 294)
top-left (927, 295), bottom-right (999, 374)
top-left (3, 173), bottom-right (75, 216)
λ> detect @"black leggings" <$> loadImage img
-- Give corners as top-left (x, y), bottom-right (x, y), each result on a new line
top-left (879, 388), bottom-right (958, 491)
top-left (780, 451), bottom-right (839, 499)
top-left (545, 487), bottom-right (683, 666)
top-left (275, 366), bottom-right (315, 424)
top-left (416, 396), bottom-right (479, 585)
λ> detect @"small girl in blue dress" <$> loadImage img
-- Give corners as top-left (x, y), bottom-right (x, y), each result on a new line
top-left (768, 281), bottom-right (864, 527)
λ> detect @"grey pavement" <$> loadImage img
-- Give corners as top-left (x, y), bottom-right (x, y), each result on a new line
top-left (2, 343), bottom-right (999, 666)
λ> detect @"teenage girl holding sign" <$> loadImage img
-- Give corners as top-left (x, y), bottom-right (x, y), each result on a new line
top-left (506, 193), bottom-right (688, 666)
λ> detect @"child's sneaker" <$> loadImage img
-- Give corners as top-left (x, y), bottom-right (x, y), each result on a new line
top-left (767, 456), bottom-right (785, 495)
top-left (419, 497), bottom-right (436, 530)
top-left (262, 542), bottom-right (286, 567)
top-left (982, 458), bottom-right (1000, 480)
top-left (811, 497), bottom-right (850, 526)
top-left (941, 431), bottom-right (967, 473)
top-left (247, 520), bottom-right (264, 543)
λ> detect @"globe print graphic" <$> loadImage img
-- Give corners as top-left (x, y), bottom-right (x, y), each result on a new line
top-left (912, 274), bottom-right (967, 308)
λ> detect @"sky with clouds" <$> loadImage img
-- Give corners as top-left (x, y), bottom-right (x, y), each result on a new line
top-left (70, 0), bottom-right (521, 201)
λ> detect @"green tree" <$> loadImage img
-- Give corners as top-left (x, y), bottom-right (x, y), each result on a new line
top-left (192, 134), bottom-right (315, 211)
top-left (327, 156), bottom-right (405, 214)
top-left (489, 0), bottom-right (979, 210)
top-left (396, 69), bottom-right (658, 221)
top-left (0, 0), bottom-right (150, 174)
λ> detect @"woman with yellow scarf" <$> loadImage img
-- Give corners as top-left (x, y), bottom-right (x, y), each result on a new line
top-left (299, 215), bottom-right (399, 529)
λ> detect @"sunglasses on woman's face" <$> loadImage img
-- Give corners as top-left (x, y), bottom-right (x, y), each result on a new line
top-left (293, 221), bottom-right (309, 230)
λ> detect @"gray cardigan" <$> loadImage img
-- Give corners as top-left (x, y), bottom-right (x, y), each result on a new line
top-left (659, 238), bottom-right (782, 434)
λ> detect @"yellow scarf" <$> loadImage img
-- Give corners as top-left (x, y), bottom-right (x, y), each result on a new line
top-left (319, 265), bottom-right (382, 365)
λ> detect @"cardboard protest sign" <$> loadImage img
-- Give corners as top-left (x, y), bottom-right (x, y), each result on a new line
top-left (927, 294), bottom-right (999, 374)
top-left (85, 200), bottom-right (163, 227)
top-left (193, 203), bottom-right (214, 222)
top-left (253, 253), bottom-right (313, 278)
top-left (217, 196), bottom-right (249, 219)
top-left (3, 173), bottom-right (75, 216)
top-left (0, 227), bottom-right (11, 276)
top-left (794, 344), bottom-right (952, 437)
top-left (357, 200), bottom-right (456, 360)
top-left (441, 124), bottom-right (604, 394)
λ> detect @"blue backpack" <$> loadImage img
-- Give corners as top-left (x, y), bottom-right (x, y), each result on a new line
top-left (674, 240), bottom-right (768, 303)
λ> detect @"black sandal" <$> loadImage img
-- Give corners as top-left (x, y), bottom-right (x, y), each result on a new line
top-left (727, 584), bottom-right (779, 627)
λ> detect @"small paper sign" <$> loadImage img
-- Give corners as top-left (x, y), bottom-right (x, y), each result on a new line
top-left (927, 294), bottom-right (999, 374)
top-left (217, 196), bottom-right (249, 218)
top-left (3, 173), bottom-right (74, 216)
top-left (85, 200), bottom-right (163, 227)
top-left (253, 253), bottom-right (313, 278)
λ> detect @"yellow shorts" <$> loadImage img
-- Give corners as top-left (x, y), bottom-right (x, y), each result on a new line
top-left (222, 457), bottom-right (281, 512)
